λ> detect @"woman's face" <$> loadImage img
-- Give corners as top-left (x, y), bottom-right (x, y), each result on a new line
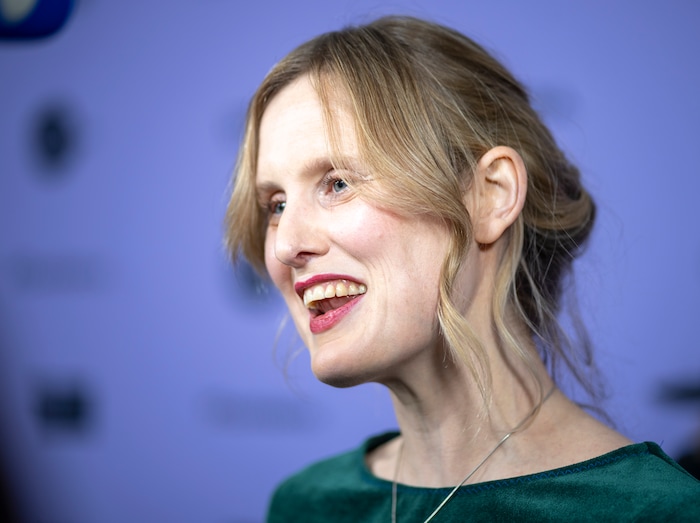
top-left (256, 76), bottom-right (454, 387)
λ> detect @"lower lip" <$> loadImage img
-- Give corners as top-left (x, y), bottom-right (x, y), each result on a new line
top-left (309, 295), bottom-right (363, 334)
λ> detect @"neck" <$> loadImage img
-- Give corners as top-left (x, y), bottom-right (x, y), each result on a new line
top-left (380, 334), bottom-right (554, 488)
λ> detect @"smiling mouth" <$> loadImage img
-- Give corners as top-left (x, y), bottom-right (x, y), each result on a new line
top-left (302, 280), bottom-right (367, 314)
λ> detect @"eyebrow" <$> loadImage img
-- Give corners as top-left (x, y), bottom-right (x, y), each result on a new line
top-left (254, 159), bottom-right (327, 204)
top-left (255, 155), bottom-right (362, 195)
top-left (254, 180), bottom-right (281, 202)
top-left (255, 155), bottom-right (365, 203)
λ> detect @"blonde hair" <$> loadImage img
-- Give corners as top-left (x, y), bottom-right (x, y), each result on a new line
top-left (226, 16), bottom-right (598, 402)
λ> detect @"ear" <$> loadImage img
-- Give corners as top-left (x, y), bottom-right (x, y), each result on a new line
top-left (466, 146), bottom-right (527, 245)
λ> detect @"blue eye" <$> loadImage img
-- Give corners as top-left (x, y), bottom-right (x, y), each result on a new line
top-left (270, 200), bottom-right (285, 215)
top-left (332, 179), bottom-right (348, 192)
top-left (266, 200), bottom-right (287, 219)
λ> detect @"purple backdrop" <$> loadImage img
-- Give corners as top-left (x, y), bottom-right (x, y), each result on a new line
top-left (1, 1), bottom-right (699, 521)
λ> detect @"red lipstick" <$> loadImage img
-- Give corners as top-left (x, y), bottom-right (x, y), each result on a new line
top-left (294, 273), bottom-right (362, 296)
top-left (309, 294), bottom-right (363, 334)
top-left (294, 274), bottom-right (366, 334)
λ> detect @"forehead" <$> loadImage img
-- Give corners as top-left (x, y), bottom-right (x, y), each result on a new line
top-left (256, 76), bottom-right (359, 184)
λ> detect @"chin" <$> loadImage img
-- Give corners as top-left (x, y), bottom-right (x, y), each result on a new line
top-left (309, 346), bottom-right (377, 389)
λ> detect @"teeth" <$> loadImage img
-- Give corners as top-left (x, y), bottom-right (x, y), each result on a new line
top-left (303, 280), bottom-right (366, 308)
top-left (336, 281), bottom-right (348, 297)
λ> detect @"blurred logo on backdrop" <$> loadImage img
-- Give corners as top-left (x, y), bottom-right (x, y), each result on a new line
top-left (31, 100), bottom-right (80, 177)
top-left (0, 0), bottom-right (73, 39)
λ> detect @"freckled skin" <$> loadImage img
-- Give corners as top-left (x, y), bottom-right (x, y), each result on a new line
top-left (255, 75), bottom-right (633, 489)
top-left (257, 76), bottom-right (458, 388)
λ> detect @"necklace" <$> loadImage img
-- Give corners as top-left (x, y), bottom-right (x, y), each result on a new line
top-left (391, 386), bottom-right (555, 523)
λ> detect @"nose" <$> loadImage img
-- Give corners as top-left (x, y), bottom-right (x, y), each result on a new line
top-left (273, 200), bottom-right (328, 268)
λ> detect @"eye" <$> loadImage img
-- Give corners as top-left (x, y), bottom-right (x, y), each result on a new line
top-left (270, 200), bottom-right (286, 215)
top-left (263, 193), bottom-right (286, 224)
top-left (318, 171), bottom-right (355, 209)
top-left (321, 171), bottom-right (350, 193)
top-left (331, 179), bottom-right (348, 193)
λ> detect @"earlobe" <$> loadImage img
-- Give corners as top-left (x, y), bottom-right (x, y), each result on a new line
top-left (468, 146), bottom-right (528, 245)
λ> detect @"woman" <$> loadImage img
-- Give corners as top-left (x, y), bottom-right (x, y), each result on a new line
top-left (226, 16), bottom-right (700, 522)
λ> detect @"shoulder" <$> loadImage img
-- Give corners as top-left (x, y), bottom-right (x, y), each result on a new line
top-left (588, 441), bottom-right (699, 489)
top-left (617, 442), bottom-right (700, 519)
top-left (437, 442), bottom-right (700, 522)
top-left (267, 432), bottom-right (397, 523)
top-left (506, 442), bottom-right (700, 521)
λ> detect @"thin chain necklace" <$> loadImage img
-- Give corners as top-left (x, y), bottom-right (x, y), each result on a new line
top-left (391, 386), bottom-right (555, 523)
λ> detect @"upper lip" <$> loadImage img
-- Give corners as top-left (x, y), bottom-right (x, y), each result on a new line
top-left (294, 273), bottom-right (365, 299)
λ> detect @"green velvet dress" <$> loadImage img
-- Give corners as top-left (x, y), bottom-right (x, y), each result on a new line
top-left (267, 432), bottom-right (700, 522)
